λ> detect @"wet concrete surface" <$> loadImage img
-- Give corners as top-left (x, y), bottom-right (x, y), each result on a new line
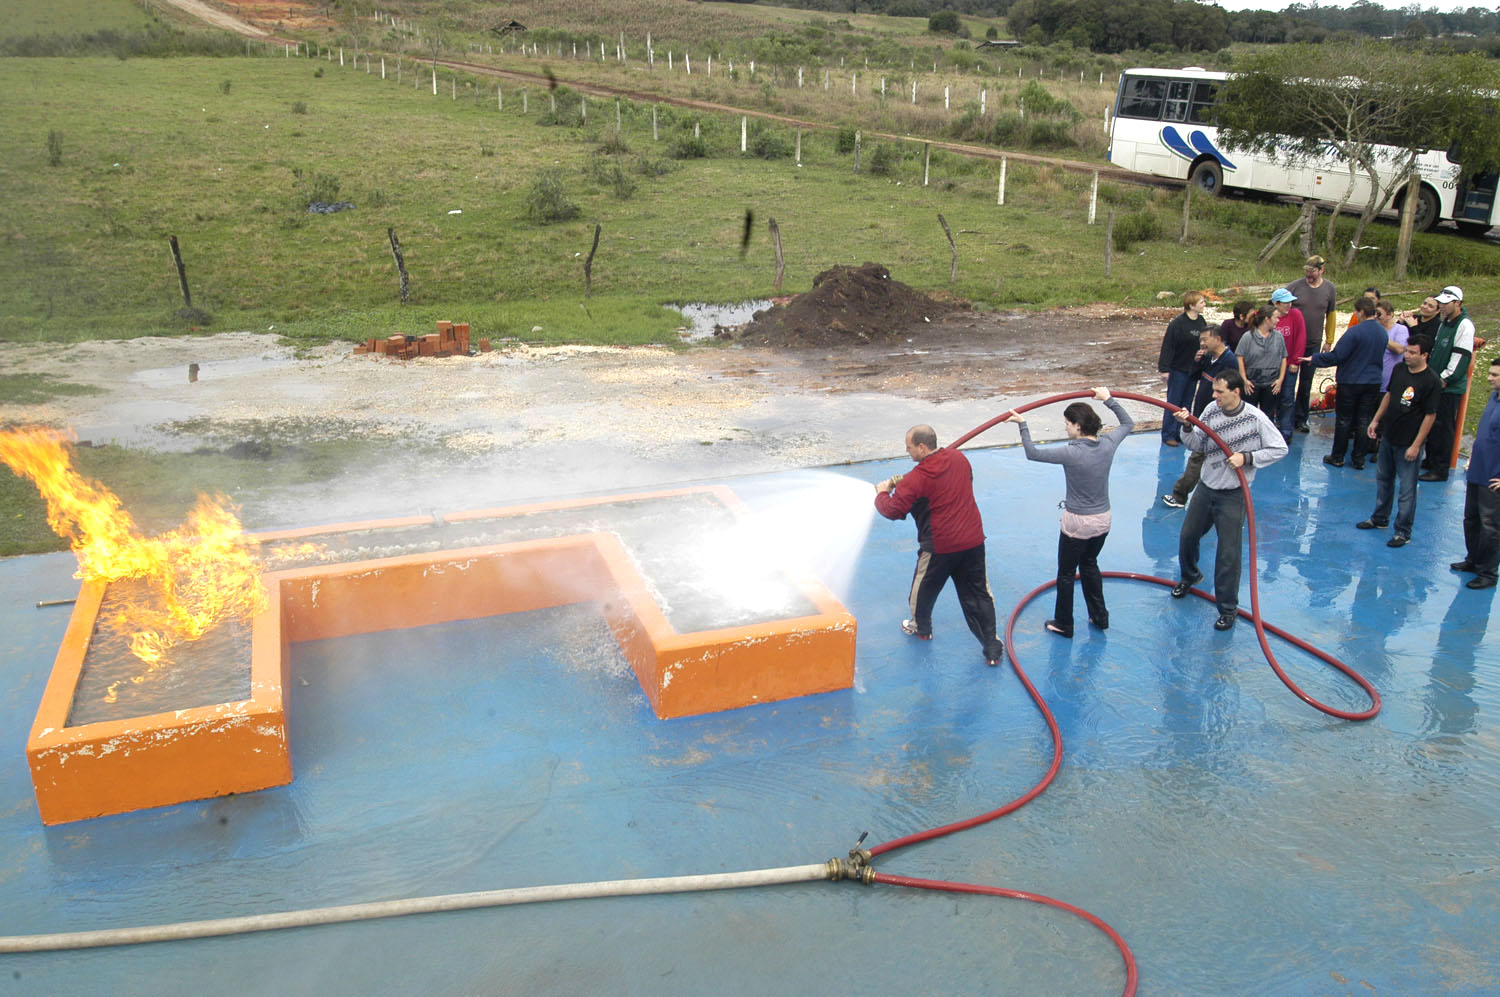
top-left (2, 418), bottom-right (1497, 994)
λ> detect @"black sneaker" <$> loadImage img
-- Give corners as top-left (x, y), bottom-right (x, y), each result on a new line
top-left (1171, 574), bottom-right (1203, 598)
top-left (985, 642), bottom-right (1006, 666)
top-left (1213, 612), bottom-right (1237, 631)
top-left (1356, 520), bottom-right (1386, 530)
top-left (1451, 560), bottom-right (1476, 572)
top-left (1323, 455), bottom-right (1344, 467)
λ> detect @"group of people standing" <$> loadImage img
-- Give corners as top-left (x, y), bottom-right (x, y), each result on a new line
top-left (867, 260), bottom-right (1493, 667)
top-left (1155, 259), bottom-right (1492, 602)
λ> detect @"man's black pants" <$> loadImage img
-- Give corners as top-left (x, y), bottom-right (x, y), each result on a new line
top-left (908, 542), bottom-right (1004, 659)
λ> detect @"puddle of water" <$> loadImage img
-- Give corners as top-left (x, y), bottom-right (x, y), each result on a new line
top-left (128, 353), bottom-right (298, 388)
top-left (668, 301), bottom-right (774, 341)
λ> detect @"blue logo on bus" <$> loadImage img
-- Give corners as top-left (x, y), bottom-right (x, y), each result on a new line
top-left (1160, 126), bottom-right (1237, 171)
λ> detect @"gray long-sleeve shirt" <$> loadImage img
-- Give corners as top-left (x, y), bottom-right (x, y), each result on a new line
top-left (1018, 398), bottom-right (1135, 515)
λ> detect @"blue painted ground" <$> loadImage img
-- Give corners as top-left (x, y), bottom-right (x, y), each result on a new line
top-left (1, 417), bottom-right (1496, 995)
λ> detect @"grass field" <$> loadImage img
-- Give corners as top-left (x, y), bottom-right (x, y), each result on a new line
top-left (1, 18), bottom-right (1498, 556)
top-left (5, 53), bottom-right (1493, 352)
top-left (0, 0), bottom-right (153, 42)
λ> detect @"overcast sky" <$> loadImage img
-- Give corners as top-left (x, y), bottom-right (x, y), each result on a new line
top-left (1205, 0), bottom-right (1480, 10)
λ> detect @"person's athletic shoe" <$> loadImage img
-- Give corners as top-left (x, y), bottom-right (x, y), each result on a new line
top-left (1387, 535), bottom-right (1409, 548)
top-left (1088, 614), bottom-right (1109, 631)
top-left (1350, 460), bottom-right (1365, 470)
top-left (901, 619), bottom-right (932, 640)
top-left (1213, 611), bottom-right (1237, 631)
top-left (1356, 519), bottom-right (1385, 530)
top-left (1451, 560), bottom-right (1476, 572)
top-left (1466, 576), bottom-right (1498, 590)
top-left (1044, 620), bottom-right (1073, 638)
top-left (1417, 472), bottom-right (1447, 482)
top-left (1162, 493), bottom-right (1186, 509)
top-left (1171, 573), bottom-right (1203, 598)
top-left (1323, 455), bottom-right (1344, 467)
top-left (985, 642), bottom-right (1006, 666)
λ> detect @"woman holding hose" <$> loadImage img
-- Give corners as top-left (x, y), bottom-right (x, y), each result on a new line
top-left (1006, 388), bottom-right (1135, 638)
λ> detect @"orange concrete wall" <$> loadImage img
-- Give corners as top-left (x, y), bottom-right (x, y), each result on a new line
top-left (27, 580), bottom-right (291, 826)
top-left (26, 488), bottom-right (857, 823)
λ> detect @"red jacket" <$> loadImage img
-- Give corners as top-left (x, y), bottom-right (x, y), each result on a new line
top-left (874, 447), bottom-right (985, 554)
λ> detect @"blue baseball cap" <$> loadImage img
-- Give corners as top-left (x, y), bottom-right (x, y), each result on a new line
top-left (1271, 288), bottom-right (1297, 304)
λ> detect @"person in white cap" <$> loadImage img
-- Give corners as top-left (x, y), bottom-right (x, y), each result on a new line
top-left (1420, 286), bottom-right (1476, 483)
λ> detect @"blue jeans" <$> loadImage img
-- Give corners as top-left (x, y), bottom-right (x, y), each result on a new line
top-left (1278, 368), bottom-right (1299, 438)
top-left (1370, 437), bottom-right (1420, 539)
top-left (1162, 370), bottom-right (1194, 443)
top-left (1179, 485), bottom-right (1246, 616)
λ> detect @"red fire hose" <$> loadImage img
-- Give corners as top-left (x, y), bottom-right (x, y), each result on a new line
top-left (859, 389), bottom-right (1382, 997)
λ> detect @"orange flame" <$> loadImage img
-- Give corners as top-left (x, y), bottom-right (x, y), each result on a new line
top-left (0, 427), bottom-right (271, 672)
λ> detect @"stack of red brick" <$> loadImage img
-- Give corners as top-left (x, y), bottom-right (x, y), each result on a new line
top-left (353, 321), bottom-right (493, 359)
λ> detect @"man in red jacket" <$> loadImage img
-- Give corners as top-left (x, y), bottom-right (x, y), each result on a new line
top-left (874, 425), bottom-right (1006, 667)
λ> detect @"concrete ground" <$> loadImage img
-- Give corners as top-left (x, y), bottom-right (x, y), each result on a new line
top-left (1, 415), bottom-right (1496, 995)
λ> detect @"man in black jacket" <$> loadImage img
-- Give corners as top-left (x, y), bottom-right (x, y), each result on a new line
top-left (1157, 290), bottom-right (1208, 447)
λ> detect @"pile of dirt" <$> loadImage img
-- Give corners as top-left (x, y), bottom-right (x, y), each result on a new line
top-left (731, 263), bottom-right (960, 348)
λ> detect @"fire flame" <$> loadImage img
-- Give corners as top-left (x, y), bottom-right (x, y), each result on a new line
top-left (0, 427), bottom-right (271, 673)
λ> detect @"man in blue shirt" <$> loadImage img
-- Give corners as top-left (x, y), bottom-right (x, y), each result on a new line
top-left (1452, 356), bottom-right (1500, 590)
top-left (1310, 296), bottom-right (1386, 469)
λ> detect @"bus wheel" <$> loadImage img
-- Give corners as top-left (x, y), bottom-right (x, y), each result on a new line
top-left (1412, 186), bottom-right (1439, 232)
top-left (1189, 159), bottom-right (1223, 197)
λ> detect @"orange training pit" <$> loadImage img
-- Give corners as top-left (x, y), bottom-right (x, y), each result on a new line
top-left (25, 487), bottom-right (856, 825)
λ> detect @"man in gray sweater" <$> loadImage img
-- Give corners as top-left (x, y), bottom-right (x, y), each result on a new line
top-left (1170, 370), bottom-right (1290, 630)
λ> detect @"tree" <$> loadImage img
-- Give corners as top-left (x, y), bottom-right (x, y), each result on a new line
top-left (1215, 41), bottom-right (1500, 271)
top-left (928, 10), bottom-right (963, 34)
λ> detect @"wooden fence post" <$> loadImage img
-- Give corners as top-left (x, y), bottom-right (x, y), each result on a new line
top-left (584, 223), bottom-right (601, 301)
top-left (768, 217), bottom-right (785, 292)
top-left (387, 228), bottom-right (409, 303)
top-left (937, 213), bottom-right (957, 282)
top-left (167, 235), bottom-right (192, 308)
top-left (1089, 171), bottom-right (1099, 225)
top-left (1179, 180), bottom-right (1193, 243)
top-left (1104, 208), bottom-right (1115, 278)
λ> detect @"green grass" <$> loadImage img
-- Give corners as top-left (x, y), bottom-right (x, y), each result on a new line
top-left (0, 373), bottom-right (104, 406)
top-left (0, 0), bottom-right (151, 42)
top-left (2, 45), bottom-right (1498, 555)
top-left (7, 54), bottom-right (1493, 354)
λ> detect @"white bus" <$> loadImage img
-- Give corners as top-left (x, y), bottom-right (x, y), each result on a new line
top-left (1106, 66), bottom-right (1499, 235)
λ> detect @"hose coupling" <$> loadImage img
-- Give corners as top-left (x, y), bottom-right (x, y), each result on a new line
top-left (826, 857), bottom-right (875, 883)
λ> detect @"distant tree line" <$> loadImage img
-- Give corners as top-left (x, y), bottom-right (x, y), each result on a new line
top-left (759, 0), bottom-right (1500, 55)
top-left (1006, 0), bottom-right (1500, 53)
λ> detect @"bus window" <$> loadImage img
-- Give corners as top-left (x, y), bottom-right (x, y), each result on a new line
top-left (1118, 77), bottom-right (1166, 120)
top-left (1163, 81), bottom-right (1192, 122)
top-left (1190, 82), bottom-right (1218, 124)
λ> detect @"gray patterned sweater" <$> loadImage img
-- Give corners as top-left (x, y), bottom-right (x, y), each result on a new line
top-left (1181, 399), bottom-right (1288, 489)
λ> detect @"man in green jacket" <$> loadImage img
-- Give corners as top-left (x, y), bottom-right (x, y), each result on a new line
top-left (1420, 285), bottom-right (1476, 483)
